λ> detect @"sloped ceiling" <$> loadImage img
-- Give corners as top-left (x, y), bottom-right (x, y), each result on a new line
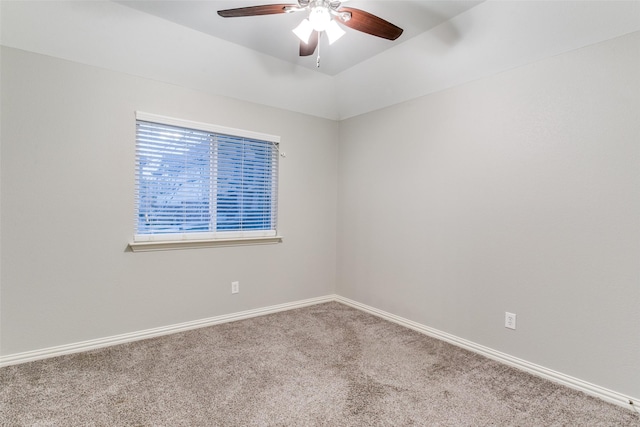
top-left (115, 0), bottom-right (483, 76)
top-left (1, 1), bottom-right (639, 120)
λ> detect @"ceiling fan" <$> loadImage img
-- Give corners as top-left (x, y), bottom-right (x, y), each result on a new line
top-left (217, 0), bottom-right (403, 64)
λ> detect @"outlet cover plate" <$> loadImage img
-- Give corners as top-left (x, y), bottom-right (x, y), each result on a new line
top-left (505, 312), bottom-right (516, 330)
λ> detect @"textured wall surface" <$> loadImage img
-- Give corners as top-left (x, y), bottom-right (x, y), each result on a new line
top-left (0, 47), bottom-right (338, 355)
top-left (337, 32), bottom-right (640, 398)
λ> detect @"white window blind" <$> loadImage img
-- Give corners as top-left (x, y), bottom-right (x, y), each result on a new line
top-left (134, 114), bottom-right (279, 242)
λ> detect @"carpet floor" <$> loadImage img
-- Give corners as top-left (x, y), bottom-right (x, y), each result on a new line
top-left (1, 302), bottom-right (638, 426)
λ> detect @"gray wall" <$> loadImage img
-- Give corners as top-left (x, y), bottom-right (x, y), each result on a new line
top-left (337, 32), bottom-right (640, 398)
top-left (2, 31), bottom-right (639, 400)
top-left (0, 47), bottom-right (338, 355)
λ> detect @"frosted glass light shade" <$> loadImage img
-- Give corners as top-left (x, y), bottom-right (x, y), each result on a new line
top-left (309, 7), bottom-right (331, 31)
top-left (325, 20), bottom-right (346, 45)
top-left (292, 19), bottom-right (314, 43)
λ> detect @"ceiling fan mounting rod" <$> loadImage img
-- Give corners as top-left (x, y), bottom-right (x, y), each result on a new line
top-left (295, 0), bottom-right (343, 11)
top-left (287, 0), bottom-right (343, 15)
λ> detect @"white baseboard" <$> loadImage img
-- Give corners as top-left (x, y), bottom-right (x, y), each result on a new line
top-left (334, 295), bottom-right (639, 412)
top-left (0, 295), bottom-right (334, 368)
top-left (2, 293), bottom-right (637, 413)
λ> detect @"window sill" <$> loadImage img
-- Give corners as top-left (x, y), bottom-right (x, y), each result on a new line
top-left (128, 236), bottom-right (283, 252)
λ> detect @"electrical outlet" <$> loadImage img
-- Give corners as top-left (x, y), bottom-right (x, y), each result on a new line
top-left (231, 281), bottom-right (239, 294)
top-left (505, 312), bottom-right (516, 330)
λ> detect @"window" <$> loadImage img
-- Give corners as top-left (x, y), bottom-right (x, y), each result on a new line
top-left (132, 112), bottom-right (280, 250)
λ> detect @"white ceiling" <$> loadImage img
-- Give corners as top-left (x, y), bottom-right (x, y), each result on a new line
top-left (116, 0), bottom-right (483, 75)
top-left (2, 1), bottom-right (639, 119)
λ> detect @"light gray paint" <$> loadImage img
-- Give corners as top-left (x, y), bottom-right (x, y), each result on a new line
top-left (0, 47), bottom-right (338, 355)
top-left (337, 32), bottom-right (640, 398)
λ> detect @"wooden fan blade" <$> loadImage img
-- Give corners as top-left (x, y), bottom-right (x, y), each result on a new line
top-left (300, 31), bottom-right (319, 56)
top-left (337, 7), bottom-right (403, 40)
top-left (218, 4), bottom-right (295, 18)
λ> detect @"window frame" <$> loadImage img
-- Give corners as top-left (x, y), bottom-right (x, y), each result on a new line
top-left (129, 112), bottom-right (282, 252)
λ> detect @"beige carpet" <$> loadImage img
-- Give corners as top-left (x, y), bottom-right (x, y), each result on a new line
top-left (1, 302), bottom-right (638, 426)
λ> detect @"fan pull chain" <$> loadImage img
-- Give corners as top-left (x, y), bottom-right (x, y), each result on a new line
top-left (316, 32), bottom-right (321, 68)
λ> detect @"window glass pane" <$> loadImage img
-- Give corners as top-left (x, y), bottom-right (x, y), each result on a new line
top-left (136, 121), bottom-right (212, 234)
top-left (135, 119), bottom-right (278, 239)
top-left (216, 136), bottom-right (274, 231)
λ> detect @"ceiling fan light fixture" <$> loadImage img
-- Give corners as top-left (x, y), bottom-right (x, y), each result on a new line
top-left (217, 0), bottom-right (404, 64)
top-left (292, 18), bottom-right (314, 43)
top-left (308, 6), bottom-right (331, 31)
top-left (325, 19), bottom-right (345, 45)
